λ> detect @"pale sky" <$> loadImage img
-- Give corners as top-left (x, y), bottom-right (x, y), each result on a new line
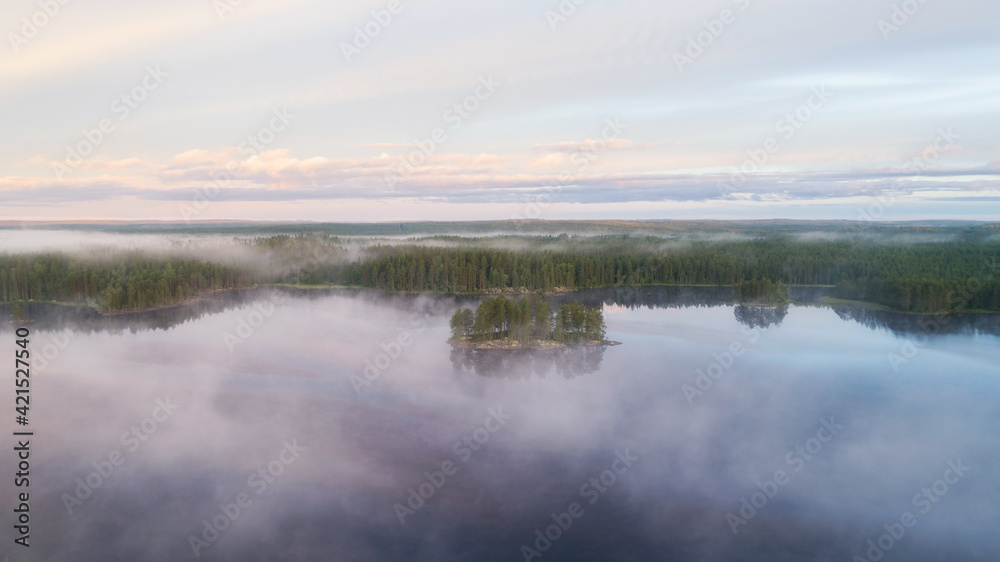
top-left (1, 0), bottom-right (998, 222)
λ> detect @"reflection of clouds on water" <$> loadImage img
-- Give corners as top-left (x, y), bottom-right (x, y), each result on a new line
top-left (449, 345), bottom-right (606, 379)
top-left (0, 287), bottom-right (998, 560)
top-left (4, 285), bottom-right (997, 342)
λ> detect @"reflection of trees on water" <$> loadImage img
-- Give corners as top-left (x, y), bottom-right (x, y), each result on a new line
top-left (0, 286), bottom-right (457, 335)
top-left (5, 285), bottom-right (997, 340)
top-left (734, 304), bottom-right (788, 329)
top-left (0, 289), bottom-right (269, 335)
top-left (450, 345), bottom-right (606, 379)
top-left (548, 286), bottom-right (736, 311)
top-left (550, 285), bottom-right (828, 312)
top-left (832, 306), bottom-right (1000, 337)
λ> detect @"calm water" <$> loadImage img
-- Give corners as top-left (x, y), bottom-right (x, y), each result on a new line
top-left (2, 288), bottom-right (999, 561)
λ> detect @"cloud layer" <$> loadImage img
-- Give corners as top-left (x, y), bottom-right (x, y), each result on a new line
top-left (1, 0), bottom-right (999, 220)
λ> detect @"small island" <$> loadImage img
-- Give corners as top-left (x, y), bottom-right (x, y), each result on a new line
top-left (449, 294), bottom-right (618, 349)
top-left (735, 278), bottom-right (789, 305)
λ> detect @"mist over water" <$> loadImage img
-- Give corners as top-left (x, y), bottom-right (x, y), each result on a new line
top-left (2, 288), bottom-right (998, 561)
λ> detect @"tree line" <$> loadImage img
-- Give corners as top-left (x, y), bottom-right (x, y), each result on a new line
top-left (833, 277), bottom-right (1000, 313)
top-left (0, 253), bottom-right (252, 312)
top-left (3, 235), bottom-right (998, 314)
top-left (336, 239), bottom-right (999, 312)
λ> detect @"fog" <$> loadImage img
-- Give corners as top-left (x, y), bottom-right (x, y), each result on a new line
top-left (0, 229), bottom-right (240, 255)
top-left (793, 230), bottom-right (961, 244)
top-left (1, 288), bottom-right (997, 560)
top-left (1, 227), bottom-right (986, 283)
top-left (0, 229), bottom-right (363, 284)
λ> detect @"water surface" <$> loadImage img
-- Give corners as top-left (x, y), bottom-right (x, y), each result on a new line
top-left (2, 287), bottom-right (998, 561)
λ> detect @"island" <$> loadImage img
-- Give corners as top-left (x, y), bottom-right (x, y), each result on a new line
top-left (449, 294), bottom-right (619, 349)
top-left (735, 278), bottom-right (789, 304)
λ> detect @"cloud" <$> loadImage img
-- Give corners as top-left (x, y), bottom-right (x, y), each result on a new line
top-left (1, 0), bottom-right (999, 220)
top-left (534, 138), bottom-right (634, 154)
top-left (4, 152), bottom-right (1000, 210)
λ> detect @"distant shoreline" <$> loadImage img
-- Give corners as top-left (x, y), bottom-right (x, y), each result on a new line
top-left (3, 283), bottom-right (997, 317)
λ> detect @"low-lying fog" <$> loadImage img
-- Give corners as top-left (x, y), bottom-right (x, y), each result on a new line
top-left (1, 288), bottom-right (997, 561)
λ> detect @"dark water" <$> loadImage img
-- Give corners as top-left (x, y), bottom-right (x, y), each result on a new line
top-left (1, 287), bottom-right (998, 561)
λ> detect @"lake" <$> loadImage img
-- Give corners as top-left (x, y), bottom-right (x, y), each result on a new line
top-left (3, 287), bottom-right (999, 561)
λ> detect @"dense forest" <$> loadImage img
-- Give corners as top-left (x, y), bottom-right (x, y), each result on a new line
top-left (2, 231), bottom-right (999, 314)
top-left (0, 253), bottom-right (252, 312)
top-left (339, 240), bottom-right (997, 291)
top-left (450, 294), bottom-right (606, 345)
top-left (335, 238), bottom-right (999, 312)
top-left (833, 277), bottom-right (1000, 313)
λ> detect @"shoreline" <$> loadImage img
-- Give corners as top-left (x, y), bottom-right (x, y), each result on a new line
top-left (4, 283), bottom-right (997, 317)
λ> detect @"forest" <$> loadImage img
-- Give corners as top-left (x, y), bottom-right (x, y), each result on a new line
top-left (339, 239), bottom-right (999, 290)
top-left (2, 230), bottom-right (999, 314)
top-left (0, 253), bottom-right (252, 312)
top-left (450, 294), bottom-right (606, 345)
top-left (832, 277), bottom-right (1000, 313)
top-left (335, 238), bottom-right (999, 312)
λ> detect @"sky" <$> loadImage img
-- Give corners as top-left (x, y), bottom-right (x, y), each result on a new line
top-left (1, 0), bottom-right (998, 222)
